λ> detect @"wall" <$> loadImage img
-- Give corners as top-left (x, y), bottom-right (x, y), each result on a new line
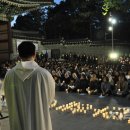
top-left (0, 21), bottom-right (12, 62)
top-left (10, 38), bottom-right (41, 59)
top-left (11, 38), bottom-right (130, 60)
top-left (42, 44), bottom-right (130, 56)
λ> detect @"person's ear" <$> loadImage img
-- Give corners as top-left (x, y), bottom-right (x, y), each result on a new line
top-left (33, 53), bottom-right (36, 60)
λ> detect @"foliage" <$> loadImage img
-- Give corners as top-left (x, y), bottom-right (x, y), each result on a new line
top-left (103, 0), bottom-right (130, 15)
top-left (12, 9), bottom-right (46, 32)
top-left (44, 0), bottom-right (104, 39)
top-left (12, 0), bottom-right (105, 39)
top-left (12, 0), bottom-right (130, 41)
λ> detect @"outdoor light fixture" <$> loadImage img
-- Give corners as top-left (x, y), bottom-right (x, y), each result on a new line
top-left (108, 18), bottom-right (117, 24)
top-left (108, 16), bottom-right (117, 52)
top-left (109, 52), bottom-right (118, 60)
top-left (108, 26), bottom-right (113, 31)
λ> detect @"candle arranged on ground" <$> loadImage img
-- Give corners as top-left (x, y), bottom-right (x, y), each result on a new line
top-left (90, 105), bottom-right (93, 109)
top-left (128, 119), bottom-right (130, 124)
top-left (65, 89), bottom-right (68, 93)
top-left (113, 107), bottom-right (116, 110)
top-left (50, 100), bottom-right (130, 124)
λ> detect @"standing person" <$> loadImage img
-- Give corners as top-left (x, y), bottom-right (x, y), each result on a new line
top-left (0, 78), bottom-right (3, 117)
top-left (0, 65), bottom-right (7, 115)
top-left (4, 41), bottom-right (55, 130)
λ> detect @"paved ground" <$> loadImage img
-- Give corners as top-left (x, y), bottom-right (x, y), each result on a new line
top-left (1, 92), bottom-right (130, 130)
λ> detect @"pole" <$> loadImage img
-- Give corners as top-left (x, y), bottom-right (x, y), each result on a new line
top-left (90, 24), bottom-right (92, 40)
top-left (112, 24), bottom-right (114, 52)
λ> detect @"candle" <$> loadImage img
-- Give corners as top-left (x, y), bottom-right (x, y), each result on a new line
top-left (77, 109), bottom-right (79, 112)
top-left (80, 109), bottom-right (82, 113)
top-left (105, 112), bottom-right (108, 115)
top-left (86, 107), bottom-right (89, 110)
top-left (65, 89), bottom-right (68, 93)
top-left (118, 89), bottom-right (120, 92)
top-left (106, 106), bottom-right (109, 109)
top-left (118, 107), bottom-right (121, 111)
top-left (56, 107), bottom-right (59, 110)
top-left (103, 113), bottom-right (105, 116)
top-left (61, 109), bottom-right (64, 112)
top-left (93, 114), bottom-right (96, 117)
top-left (96, 111), bottom-right (99, 115)
top-left (104, 108), bottom-right (107, 111)
top-left (77, 89), bottom-right (80, 93)
top-left (90, 105), bottom-right (93, 109)
top-left (123, 108), bottom-right (126, 111)
top-left (94, 109), bottom-right (97, 112)
top-left (113, 107), bottom-right (116, 110)
top-left (106, 116), bottom-right (109, 119)
top-left (115, 112), bottom-right (119, 115)
top-left (118, 113), bottom-right (123, 120)
top-left (70, 108), bottom-right (73, 111)
top-left (109, 111), bottom-right (112, 114)
top-left (84, 110), bottom-right (87, 114)
top-left (72, 111), bottom-right (75, 114)
top-left (95, 113), bottom-right (98, 117)
top-left (101, 109), bottom-right (105, 112)
top-left (112, 116), bottom-right (116, 120)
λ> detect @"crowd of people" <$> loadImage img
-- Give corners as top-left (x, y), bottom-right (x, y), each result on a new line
top-left (42, 59), bottom-right (130, 98)
top-left (0, 53), bottom-right (130, 106)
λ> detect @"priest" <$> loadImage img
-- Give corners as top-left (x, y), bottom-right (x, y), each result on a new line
top-left (4, 41), bottom-right (55, 130)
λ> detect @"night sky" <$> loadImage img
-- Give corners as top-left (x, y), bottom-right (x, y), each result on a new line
top-left (11, 0), bottom-right (63, 26)
top-left (54, 0), bottom-right (62, 4)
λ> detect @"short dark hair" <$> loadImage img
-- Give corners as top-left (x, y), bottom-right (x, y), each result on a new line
top-left (18, 41), bottom-right (35, 58)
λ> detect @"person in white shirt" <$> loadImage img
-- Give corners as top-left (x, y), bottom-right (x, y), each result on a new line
top-left (4, 41), bottom-right (55, 130)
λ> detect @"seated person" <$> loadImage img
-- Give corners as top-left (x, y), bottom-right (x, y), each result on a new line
top-left (114, 73), bottom-right (129, 97)
top-left (68, 72), bottom-right (80, 92)
top-left (78, 73), bottom-right (89, 93)
top-left (126, 70), bottom-right (130, 91)
top-left (53, 75), bottom-right (61, 91)
top-left (86, 74), bottom-right (99, 95)
top-left (100, 76), bottom-right (111, 96)
top-left (60, 71), bottom-right (71, 91)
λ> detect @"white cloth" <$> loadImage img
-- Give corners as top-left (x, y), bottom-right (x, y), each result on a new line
top-left (4, 61), bottom-right (55, 130)
top-left (0, 79), bottom-right (2, 111)
top-left (0, 79), bottom-right (4, 95)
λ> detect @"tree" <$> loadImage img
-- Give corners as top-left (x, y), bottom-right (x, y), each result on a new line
top-left (102, 0), bottom-right (130, 15)
top-left (102, 0), bottom-right (130, 42)
top-left (12, 0), bottom-right (106, 39)
top-left (44, 0), bottom-right (105, 39)
top-left (12, 9), bottom-right (46, 33)
top-left (12, 0), bottom-right (130, 41)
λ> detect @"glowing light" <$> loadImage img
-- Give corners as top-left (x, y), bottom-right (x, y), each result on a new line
top-left (108, 26), bottom-right (113, 31)
top-left (109, 52), bottom-right (118, 59)
top-left (109, 17), bottom-right (112, 22)
top-left (112, 19), bottom-right (117, 24)
top-left (108, 17), bottom-right (117, 25)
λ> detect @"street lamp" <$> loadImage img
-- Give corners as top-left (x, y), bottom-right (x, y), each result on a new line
top-left (108, 16), bottom-right (118, 60)
top-left (108, 17), bottom-right (117, 52)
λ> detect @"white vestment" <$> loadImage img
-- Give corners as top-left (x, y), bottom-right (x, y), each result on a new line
top-left (4, 61), bottom-right (55, 130)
